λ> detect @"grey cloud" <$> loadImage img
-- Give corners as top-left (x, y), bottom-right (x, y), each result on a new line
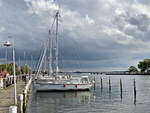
top-left (137, 0), bottom-right (150, 5)
top-left (1, 0), bottom-right (150, 71)
top-left (128, 14), bottom-right (150, 32)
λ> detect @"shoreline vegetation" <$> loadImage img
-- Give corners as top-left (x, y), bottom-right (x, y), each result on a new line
top-left (1, 59), bottom-right (149, 76)
top-left (0, 63), bottom-right (32, 76)
top-left (81, 59), bottom-right (150, 75)
top-left (58, 71), bottom-right (150, 75)
top-left (127, 59), bottom-right (150, 75)
top-left (60, 59), bottom-right (150, 75)
top-left (106, 72), bottom-right (150, 75)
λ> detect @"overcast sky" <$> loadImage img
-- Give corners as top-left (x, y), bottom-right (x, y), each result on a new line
top-left (0, 0), bottom-right (150, 71)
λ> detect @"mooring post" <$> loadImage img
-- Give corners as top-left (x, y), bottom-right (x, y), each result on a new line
top-left (100, 77), bottom-right (103, 95)
top-left (18, 94), bottom-right (23, 113)
top-left (3, 78), bottom-right (6, 89)
top-left (134, 79), bottom-right (136, 105)
top-left (109, 77), bottom-right (111, 93)
top-left (120, 78), bottom-right (122, 99)
top-left (23, 90), bottom-right (26, 113)
top-left (9, 106), bottom-right (17, 113)
top-left (10, 77), bottom-right (12, 85)
top-left (94, 76), bottom-right (96, 90)
top-left (9, 77), bottom-right (10, 85)
top-left (0, 77), bottom-right (3, 89)
top-left (100, 77), bottom-right (103, 90)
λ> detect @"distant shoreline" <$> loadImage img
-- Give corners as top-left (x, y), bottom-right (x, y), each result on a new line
top-left (106, 73), bottom-right (150, 75)
top-left (59, 71), bottom-right (150, 75)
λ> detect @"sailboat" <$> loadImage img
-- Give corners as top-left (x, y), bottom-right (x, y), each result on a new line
top-left (34, 10), bottom-right (93, 91)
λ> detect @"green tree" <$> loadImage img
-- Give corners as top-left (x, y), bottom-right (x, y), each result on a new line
top-left (6, 63), bottom-right (21, 75)
top-left (0, 63), bottom-right (22, 75)
top-left (20, 65), bottom-right (31, 75)
top-left (24, 65), bottom-right (29, 74)
top-left (128, 66), bottom-right (138, 72)
top-left (138, 59), bottom-right (150, 72)
top-left (7, 63), bottom-right (13, 75)
top-left (0, 64), bottom-right (7, 73)
top-left (20, 66), bottom-right (24, 74)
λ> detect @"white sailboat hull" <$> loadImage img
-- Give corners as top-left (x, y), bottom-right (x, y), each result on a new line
top-left (34, 82), bottom-right (92, 91)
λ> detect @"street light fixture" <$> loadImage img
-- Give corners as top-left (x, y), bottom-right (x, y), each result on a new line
top-left (4, 40), bottom-right (17, 105)
top-left (4, 41), bottom-right (12, 71)
top-left (3, 41), bottom-right (12, 47)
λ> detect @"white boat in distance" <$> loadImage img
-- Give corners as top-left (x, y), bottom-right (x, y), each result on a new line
top-left (35, 75), bottom-right (93, 91)
top-left (34, 11), bottom-right (93, 91)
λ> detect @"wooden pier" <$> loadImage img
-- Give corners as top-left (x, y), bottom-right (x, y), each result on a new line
top-left (0, 75), bottom-right (31, 113)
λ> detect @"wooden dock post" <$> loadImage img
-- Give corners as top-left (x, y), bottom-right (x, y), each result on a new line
top-left (23, 90), bottom-right (26, 113)
top-left (109, 77), bottom-right (111, 93)
top-left (120, 78), bottom-right (122, 99)
top-left (10, 77), bottom-right (12, 85)
top-left (18, 94), bottom-right (23, 113)
top-left (134, 79), bottom-right (136, 105)
top-left (3, 78), bottom-right (6, 89)
top-left (100, 77), bottom-right (103, 95)
top-left (9, 106), bottom-right (17, 113)
top-left (0, 77), bottom-right (3, 89)
top-left (23, 77), bottom-right (32, 113)
top-left (94, 76), bottom-right (96, 90)
top-left (100, 77), bottom-right (103, 90)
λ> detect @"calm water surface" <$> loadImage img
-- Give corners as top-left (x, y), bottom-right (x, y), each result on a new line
top-left (27, 75), bottom-right (150, 113)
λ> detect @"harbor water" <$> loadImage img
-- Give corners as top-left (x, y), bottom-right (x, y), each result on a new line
top-left (27, 75), bottom-right (150, 113)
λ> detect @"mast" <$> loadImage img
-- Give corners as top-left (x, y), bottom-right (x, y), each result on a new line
top-left (48, 7), bottom-right (60, 76)
top-left (37, 42), bottom-right (48, 76)
top-left (30, 55), bottom-right (33, 73)
top-left (49, 30), bottom-right (53, 75)
top-left (55, 11), bottom-right (59, 75)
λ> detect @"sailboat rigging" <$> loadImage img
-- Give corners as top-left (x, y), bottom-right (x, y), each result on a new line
top-left (34, 5), bottom-right (93, 91)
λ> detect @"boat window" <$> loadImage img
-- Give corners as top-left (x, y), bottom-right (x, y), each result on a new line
top-left (81, 78), bottom-right (88, 83)
top-left (70, 79), bottom-right (79, 83)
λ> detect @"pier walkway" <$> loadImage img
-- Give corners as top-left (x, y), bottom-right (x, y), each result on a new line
top-left (0, 80), bottom-right (26, 113)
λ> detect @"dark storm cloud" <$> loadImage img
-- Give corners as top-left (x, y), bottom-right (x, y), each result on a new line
top-left (1, 0), bottom-right (150, 71)
top-left (137, 0), bottom-right (150, 5)
top-left (128, 14), bottom-right (150, 32)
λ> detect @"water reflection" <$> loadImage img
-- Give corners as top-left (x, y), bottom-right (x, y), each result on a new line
top-left (28, 75), bottom-right (150, 113)
top-left (29, 91), bottom-right (95, 113)
top-left (36, 91), bottom-right (94, 104)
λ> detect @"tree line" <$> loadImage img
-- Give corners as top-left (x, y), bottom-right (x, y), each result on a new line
top-left (0, 63), bottom-right (32, 75)
top-left (129, 59), bottom-right (150, 73)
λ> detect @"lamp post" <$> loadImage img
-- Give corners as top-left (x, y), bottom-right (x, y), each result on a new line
top-left (4, 41), bottom-right (12, 71)
top-left (0, 44), bottom-right (3, 73)
top-left (4, 41), bottom-right (17, 105)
